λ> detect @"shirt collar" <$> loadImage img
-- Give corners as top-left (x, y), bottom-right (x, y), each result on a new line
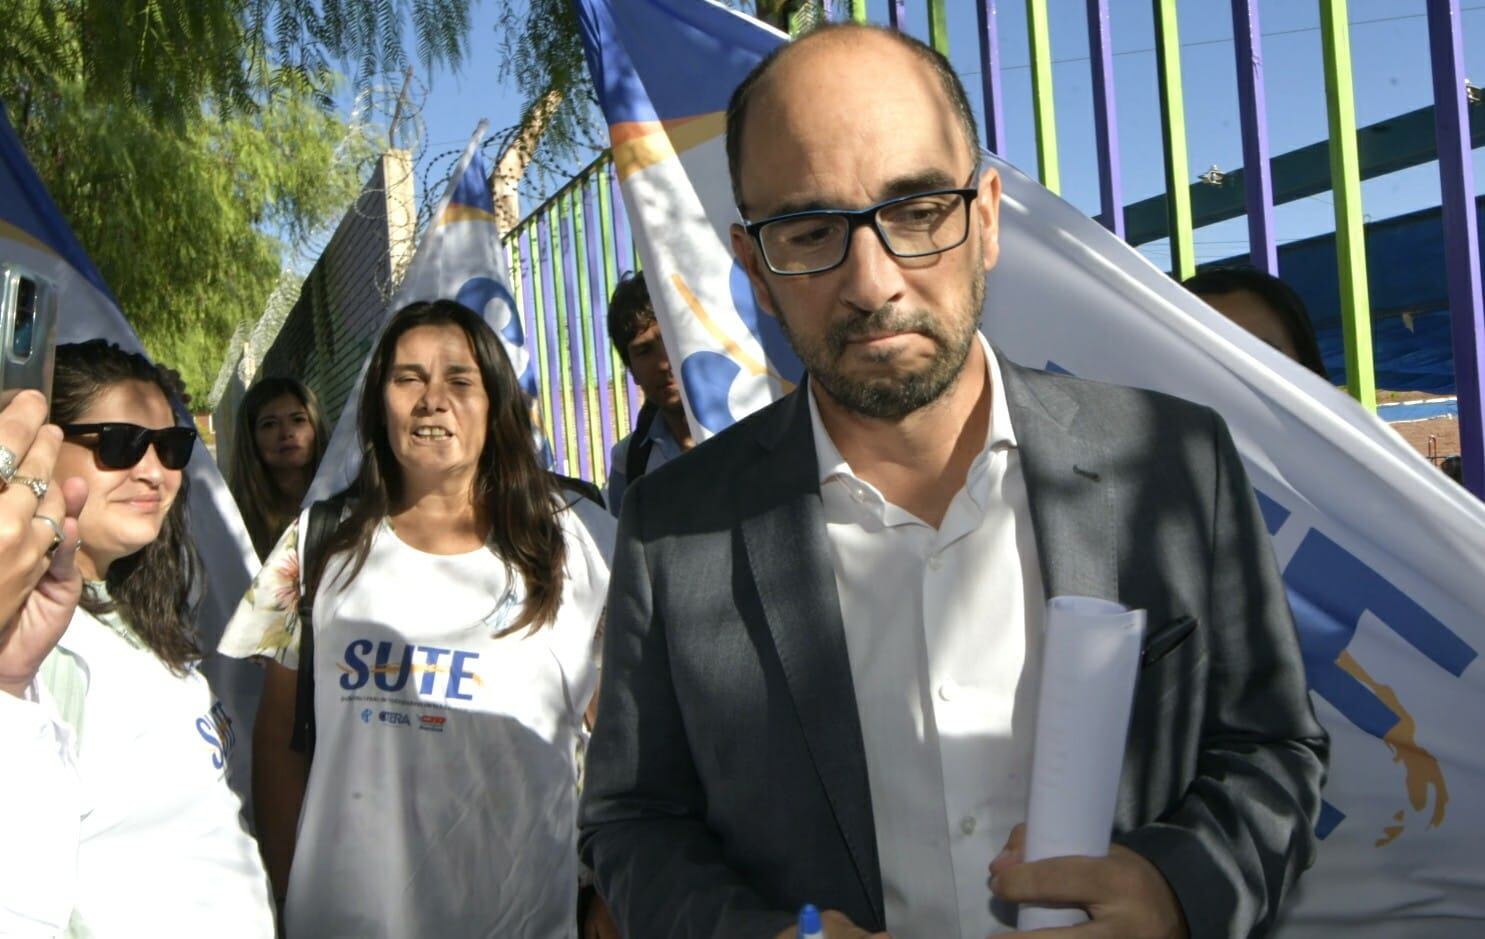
top-left (647, 410), bottom-right (677, 445)
top-left (810, 332), bottom-right (1015, 487)
top-left (642, 407), bottom-right (687, 461)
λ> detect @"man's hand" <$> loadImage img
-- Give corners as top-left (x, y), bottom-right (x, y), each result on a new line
top-left (770, 910), bottom-right (891, 938)
top-left (581, 892), bottom-right (621, 939)
top-left (989, 824), bottom-right (1188, 938)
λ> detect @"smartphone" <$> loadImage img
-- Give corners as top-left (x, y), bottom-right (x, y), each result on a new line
top-left (0, 264), bottom-right (59, 410)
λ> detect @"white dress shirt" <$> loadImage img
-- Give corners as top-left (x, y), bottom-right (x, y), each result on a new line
top-left (809, 335), bottom-right (1046, 939)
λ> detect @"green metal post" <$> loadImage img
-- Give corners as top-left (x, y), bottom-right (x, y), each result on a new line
top-left (527, 227), bottom-right (556, 444)
top-left (549, 204), bottom-right (580, 465)
top-left (1026, 0), bottom-right (1060, 193)
top-left (850, 0), bottom-right (868, 23)
top-left (1319, 0), bottom-right (1378, 409)
top-left (927, 0), bottom-right (949, 54)
top-left (597, 161), bottom-right (630, 436)
top-left (1152, 0), bottom-right (1196, 280)
top-left (571, 186), bottom-right (605, 480)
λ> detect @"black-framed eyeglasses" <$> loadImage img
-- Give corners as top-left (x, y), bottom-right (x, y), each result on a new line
top-left (60, 422), bottom-right (197, 470)
top-left (742, 175), bottom-right (981, 276)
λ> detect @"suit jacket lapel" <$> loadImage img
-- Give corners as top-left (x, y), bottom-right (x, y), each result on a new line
top-left (738, 387), bottom-right (885, 925)
top-left (997, 354), bottom-right (1120, 603)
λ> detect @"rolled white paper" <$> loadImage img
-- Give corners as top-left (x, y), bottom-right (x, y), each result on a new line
top-left (1017, 596), bottom-right (1145, 932)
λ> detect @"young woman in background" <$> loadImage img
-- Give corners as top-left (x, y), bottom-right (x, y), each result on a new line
top-left (229, 377), bottom-right (327, 559)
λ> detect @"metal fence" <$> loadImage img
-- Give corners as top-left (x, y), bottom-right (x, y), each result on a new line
top-left (504, 0), bottom-right (1485, 497)
top-left (506, 157), bottom-right (639, 486)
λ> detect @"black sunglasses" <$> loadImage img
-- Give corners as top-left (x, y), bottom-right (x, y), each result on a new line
top-left (60, 422), bottom-right (197, 470)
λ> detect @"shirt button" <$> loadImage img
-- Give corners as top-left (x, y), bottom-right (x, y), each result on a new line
top-left (960, 816), bottom-right (977, 835)
top-left (938, 681), bottom-right (957, 701)
top-left (927, 554), bottom-right (944, 570)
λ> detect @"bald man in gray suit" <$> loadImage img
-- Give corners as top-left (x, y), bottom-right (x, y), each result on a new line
top-left (580, 23), bottom-right (1326, 939)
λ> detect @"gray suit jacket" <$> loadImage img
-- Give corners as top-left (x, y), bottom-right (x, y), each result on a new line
top-left (580, 354), bottom-right (1328, 939)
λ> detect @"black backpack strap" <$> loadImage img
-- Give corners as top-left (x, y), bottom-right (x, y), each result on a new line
top-left (551, 472), bottom-right (605, 511)
top-left (625, 401), bottom-right (659, 484)
top-left (289, 496), bottom-right (346, 755)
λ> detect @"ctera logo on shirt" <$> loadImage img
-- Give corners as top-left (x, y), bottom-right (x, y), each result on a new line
top-left (337, 639), bottom-right (483, 701)
top-left (195, 700), bottom-right (237, 770)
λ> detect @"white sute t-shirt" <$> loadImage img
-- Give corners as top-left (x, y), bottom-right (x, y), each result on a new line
top-left (4, 603), bottom-right (275, 938)
top-left (219, 500), bottom-right (614, 939)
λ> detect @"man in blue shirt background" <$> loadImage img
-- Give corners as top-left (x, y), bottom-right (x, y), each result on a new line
top-left (603, 272), bottom-right (694, 517)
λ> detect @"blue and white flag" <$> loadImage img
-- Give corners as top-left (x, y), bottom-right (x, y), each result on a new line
top-left (574, 1), bottom-right (1485, 934)
top-left (0, 102), bottom-right (261, 787)
top-left (307, 121), bottom-right (545, 502)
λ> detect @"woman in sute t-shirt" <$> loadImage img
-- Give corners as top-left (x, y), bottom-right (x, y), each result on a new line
top-left (0, 340), bottom-right (275, 936)
top-left (221, 300), bottom-right (615, 938)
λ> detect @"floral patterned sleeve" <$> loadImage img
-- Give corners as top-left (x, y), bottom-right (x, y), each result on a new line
top-left (217, 518), bottom-right (305, 669)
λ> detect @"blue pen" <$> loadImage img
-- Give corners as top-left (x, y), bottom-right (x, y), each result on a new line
top-left (797, 904), bottom-right (824, 939)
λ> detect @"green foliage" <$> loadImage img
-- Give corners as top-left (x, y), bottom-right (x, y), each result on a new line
top-left (0, 0), bottom-right (434, 401)
top-left (6, 75), bottom-right (372, 399)
top-left (0, 0), bottom-right (255, 122)
top-left (492, 0), bottom-right (603, 182)
top-left (2, 0), bottom-right (475, 121)
top-left (245, 0), bottom-right (472, 96)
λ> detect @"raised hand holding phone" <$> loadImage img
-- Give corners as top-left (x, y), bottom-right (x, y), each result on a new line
top-left (0, 389), bottom-right (86, 697)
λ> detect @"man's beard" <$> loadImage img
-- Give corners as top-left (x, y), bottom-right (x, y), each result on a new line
top-left (770, 270), bottom-right (984, 420)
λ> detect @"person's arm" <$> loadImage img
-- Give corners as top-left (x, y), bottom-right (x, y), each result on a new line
top-left (0, 393), bottom-right (85, 694)
top-left (602, 449), bottom-right (628, 520)
top-left (0, 680), bottom-right (85, 935)
top-left (992, 408), bottom-right (1327, 938)
top-left (578, 482), bottom-right (797, 939)
top-left (217, 518), bottom-right (313, 908)
top-left (0, 392), bottom-right (88, 932)
top-left (1114, 410), bottom-right (1328, 937)
top-left (252, 659), bottom-right (310, 904)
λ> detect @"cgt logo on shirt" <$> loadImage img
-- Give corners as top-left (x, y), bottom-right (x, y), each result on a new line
top-left (195, 700), bottom-right (236, 770)
top-left (337, 639), bottom-right (483, 701)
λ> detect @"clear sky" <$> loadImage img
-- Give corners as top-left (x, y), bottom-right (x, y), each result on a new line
top-left (380, 0), bottom-right (1485, 273)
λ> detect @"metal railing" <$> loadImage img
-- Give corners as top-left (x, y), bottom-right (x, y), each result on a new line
top-left (504, 0), bottom-right (1485, 497)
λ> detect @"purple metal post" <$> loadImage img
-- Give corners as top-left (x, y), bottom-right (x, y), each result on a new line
top-left (608, 170), bottom-right (643, 425)
top-left (516, 235), bottom-right (545, 448)
top-left (888, 1), bottom-right (906, 30)
top-left (583, 177), bottom-right (618, 470)
top-left (1086, 0), bottom-right (1124, 237)
top-left (559, 197), bottom-right (593, 481)
top-left (1426, 0), bottom-right (1485, 497)
top-left (975, 1), bottom-right (1007, 154)
top-left (536, 215), bottom-right (568, 474)
top-left (1231, 0), bottom-right (1279, 273)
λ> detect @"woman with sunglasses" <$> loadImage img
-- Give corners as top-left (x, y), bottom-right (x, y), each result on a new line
top-left (220, 301), bottom-right (614, 938)
top-left (228, 377), bottom-right (328, 560)
top-left (4, 340), bottom-right (274, 935)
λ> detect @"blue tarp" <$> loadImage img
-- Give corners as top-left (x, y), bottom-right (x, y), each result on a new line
top-left (1207, 199), bottom-right (1485, 394)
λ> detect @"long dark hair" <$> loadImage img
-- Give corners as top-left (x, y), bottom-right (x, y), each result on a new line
top-left (1184, 266), bottom-right (1330, 380)
top-left (307, 300), bottom-right (567, 634)
top-left (228, 377), bottom-right (327, 558)
top-left (53, 340), bottom-right (203, 672)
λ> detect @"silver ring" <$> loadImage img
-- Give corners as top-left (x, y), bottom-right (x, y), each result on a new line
top-left (0, 445), bottom-right (17, 484)
top-left (34, 513), bottom-right (64, 552)
top-left (11, 475), bottom-right (47, 500)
